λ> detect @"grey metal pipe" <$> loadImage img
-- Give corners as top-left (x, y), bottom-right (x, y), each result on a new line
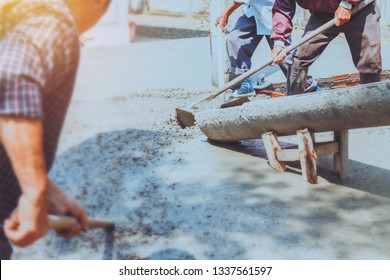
top-left (196, 81), bottom-right (390, 142)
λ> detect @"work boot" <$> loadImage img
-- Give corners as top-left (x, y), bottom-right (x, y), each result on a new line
top-left (360, 73), bottom-right (381, 84)
top-left (287, 66), bottom-right (308, 95)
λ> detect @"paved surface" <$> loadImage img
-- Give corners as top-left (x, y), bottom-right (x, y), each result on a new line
top-left (74, 33), bottom-right (390, 103)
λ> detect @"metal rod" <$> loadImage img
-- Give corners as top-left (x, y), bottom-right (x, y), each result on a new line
top-left (48, 215), bottom-right (114, 230)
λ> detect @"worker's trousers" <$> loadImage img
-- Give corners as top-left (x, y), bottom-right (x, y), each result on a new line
top-left (226, 14), bottom-right (292, 76)
top-left (0, 226), bottom-right (12, 260)
top-left (292, 1), bottom-right (382, 82)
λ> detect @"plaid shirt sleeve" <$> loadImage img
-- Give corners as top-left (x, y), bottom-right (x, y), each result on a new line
top-left (0, 35), bottom-right (44, 118)
top-left (0, 3), bottom-right (77, 119)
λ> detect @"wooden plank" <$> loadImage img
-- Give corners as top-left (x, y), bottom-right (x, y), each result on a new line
top-left (297, 129), bottom-right (318, 184)
top-left (276, 149), bottom-right (299, 162)
top-left (220, 97), bottom-right (250, 109)
top-left (334, 130), bottom-right (349, 179)
top-left (314, 141), bottom-right (339, 157)
top-left (275, 142), bottom-right (338, 161)
top-left (262, 132), bottom-right (286, 172)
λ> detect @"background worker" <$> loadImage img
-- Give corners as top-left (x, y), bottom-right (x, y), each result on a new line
top-left (215, 0), bottom-right (320, 100)
top-left (0, 0), bottom-right (111, 260)
top-left (271, 0), bottom-right (382, 95)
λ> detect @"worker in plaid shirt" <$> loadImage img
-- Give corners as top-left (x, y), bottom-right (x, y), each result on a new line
top-left (0, 0), bottom-right (111, 259)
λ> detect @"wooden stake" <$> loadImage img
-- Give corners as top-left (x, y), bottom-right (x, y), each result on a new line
top-left (262, 132), bottom-right (286, 172)
top-left (334, 130), bottom-right (349, 179)
top-left (297, 129), bottom-right (318, 184)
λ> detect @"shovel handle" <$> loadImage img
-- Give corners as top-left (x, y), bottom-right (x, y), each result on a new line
top-left (189, 0), bottom-right (374, 109)
top-left (48, 215), bottom-right (114, 230)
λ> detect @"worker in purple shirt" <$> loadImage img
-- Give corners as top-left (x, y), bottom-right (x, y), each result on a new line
top-left (270, 0), bottom-right (382, 95)
top-left (215, 0), bottom-right (321, 100)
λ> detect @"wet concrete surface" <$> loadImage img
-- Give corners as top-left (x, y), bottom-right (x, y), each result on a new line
top-left (12, 93), bottom-right (390, 260)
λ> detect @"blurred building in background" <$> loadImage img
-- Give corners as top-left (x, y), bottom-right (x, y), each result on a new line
top-left (129, 0), bottom-right (390, 29)
top-left (82, 0), bottom-right (390, 47)
top-left (82, 0), bottom-right (129, 47)
top-left (129, 0), bottom-right (208, 18)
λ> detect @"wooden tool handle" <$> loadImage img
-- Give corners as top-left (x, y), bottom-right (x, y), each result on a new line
top-left (48, 215), bottom-right (114, 230)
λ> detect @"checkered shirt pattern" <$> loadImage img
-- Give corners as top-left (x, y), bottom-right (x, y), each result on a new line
top-left (0, 0), bottom-right (80, 259)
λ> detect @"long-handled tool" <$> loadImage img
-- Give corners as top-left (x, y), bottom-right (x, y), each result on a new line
top-left (48, 215), bottom-right (114, 230)
top-left (9, 209), bottom-right (114, 230)
top-left (48, 215), bottom-right (115, 259)
top-left (175, 0), bottom-right (373, 128)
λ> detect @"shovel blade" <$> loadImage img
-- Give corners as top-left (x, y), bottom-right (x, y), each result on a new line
top-left (176, 107), bottom-right (196, 128)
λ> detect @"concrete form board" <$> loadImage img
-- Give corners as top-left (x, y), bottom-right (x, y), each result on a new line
top-left (196, 81), bottom-right (390, 141)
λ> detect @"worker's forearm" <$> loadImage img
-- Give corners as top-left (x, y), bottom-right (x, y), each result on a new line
top-left (0, 116), bottom-right (48, 204)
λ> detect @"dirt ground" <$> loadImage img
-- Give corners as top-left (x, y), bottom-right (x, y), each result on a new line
top-left (12, 86), bottom-right (390, 260)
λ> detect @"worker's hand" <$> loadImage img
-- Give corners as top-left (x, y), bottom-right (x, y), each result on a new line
top-left (335, 6), bottom-right (352, 26)
top-left (47, 179), bottom-right (88, 238)
top-left (215, 13), bottom-right (229, 33)
top-left (271, 45), bottom-right (286, 65)
top-left (4, 194), bottom-right (49, 247)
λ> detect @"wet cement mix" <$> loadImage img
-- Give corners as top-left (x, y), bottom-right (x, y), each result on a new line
top-left (12, 89), bottom-right (390, 260)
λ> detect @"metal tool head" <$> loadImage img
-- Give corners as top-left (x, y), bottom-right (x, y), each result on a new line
top-left (175, 107), bottom-right (196, 128)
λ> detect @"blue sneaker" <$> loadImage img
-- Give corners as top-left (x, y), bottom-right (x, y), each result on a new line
top-left (305, 76), bottom-right (323, 93)
top-left (314, 84), bottom-right (323, 92)
top-left (228, 78), bottom-right (256, 100)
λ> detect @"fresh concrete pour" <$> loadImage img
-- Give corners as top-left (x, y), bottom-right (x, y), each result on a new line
top-left (11, 37), bottom-right (390, 259)
top-left (12, 89), bottom-right (390, 260)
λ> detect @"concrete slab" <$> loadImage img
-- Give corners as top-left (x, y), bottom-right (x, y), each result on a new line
top-left (73, 37), bottom-right (212, 102)
top-left (74, 35), bottom-right (390, 103)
